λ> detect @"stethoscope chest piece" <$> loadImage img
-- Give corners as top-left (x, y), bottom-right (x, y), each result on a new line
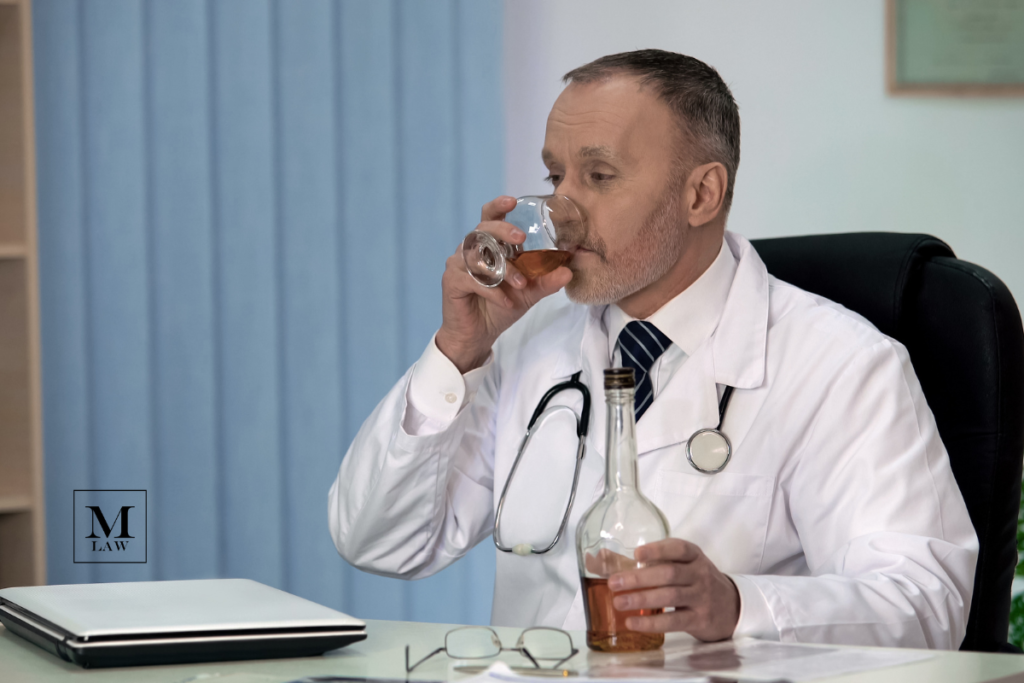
top-left (686, 428), bottom-right (732, 474)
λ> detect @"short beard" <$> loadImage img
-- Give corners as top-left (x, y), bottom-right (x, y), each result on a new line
top-left (564, 180), bottom-right (688, 307)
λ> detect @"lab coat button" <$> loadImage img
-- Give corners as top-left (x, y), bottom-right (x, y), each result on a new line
top-left (445, 392), bottom-right (458, 404)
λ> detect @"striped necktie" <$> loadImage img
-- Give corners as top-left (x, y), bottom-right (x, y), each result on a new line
top-left (617, 320), bottom-right (673, 422)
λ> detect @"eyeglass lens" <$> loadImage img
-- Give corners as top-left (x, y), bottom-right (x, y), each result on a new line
top-left (446, 627), bottom-right (502, 659)
top-left (516, 627), bottom-right (574, 660)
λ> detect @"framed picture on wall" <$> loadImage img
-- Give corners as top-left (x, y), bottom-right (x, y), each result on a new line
top-left (887, 0), bottom-right (1024, 96)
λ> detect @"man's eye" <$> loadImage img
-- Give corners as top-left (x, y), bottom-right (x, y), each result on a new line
top-left (591, 173), bottom-right (614, 183)
top-left (544, 174), bottom-right (562, 185)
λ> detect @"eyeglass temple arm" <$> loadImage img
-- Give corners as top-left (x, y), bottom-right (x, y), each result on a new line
top-left (516, 646), bottom-right (540, 668)
top-left (553, 646), bottom-right (579, 668)
top-left (517, 645), bottom-right (578, 669)
top-left (405, 645), bottom-right (446, 673)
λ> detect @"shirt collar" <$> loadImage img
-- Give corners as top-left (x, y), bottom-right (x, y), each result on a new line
top-left (603, 238), bottom-right (739, 362)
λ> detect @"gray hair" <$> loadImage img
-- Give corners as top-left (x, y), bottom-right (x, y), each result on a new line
top-left (563, 49), bottom-right (741, 214)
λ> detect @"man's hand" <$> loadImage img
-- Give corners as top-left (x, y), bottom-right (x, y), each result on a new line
top-left (608, 539), bottom-right (740, 642)
top-left (435, 196), bottom-right (572, 373)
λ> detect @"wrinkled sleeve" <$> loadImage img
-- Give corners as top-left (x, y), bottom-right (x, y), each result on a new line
top-left (328, 334), bottom-right (501, 579)
top-left (733, 339), bottom-right (978, 649)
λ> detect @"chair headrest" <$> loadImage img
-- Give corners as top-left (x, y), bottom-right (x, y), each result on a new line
top-left (751, 232), bottom-right (954, 338)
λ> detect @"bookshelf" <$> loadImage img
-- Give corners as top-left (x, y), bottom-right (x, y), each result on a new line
top-left (0, 0), bottom-right (45, 588)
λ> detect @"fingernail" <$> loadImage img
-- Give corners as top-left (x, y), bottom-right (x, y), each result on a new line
top-left (511, 273), bottom-right (525, 287)
top-left (613, 595), bottom-right (630, 610)
top-left (510, 228), bottom-right (525, 239)
top-left (608, 576), bottom-right (623, 590)
top-left (504, 297), bottom-right (514, 308)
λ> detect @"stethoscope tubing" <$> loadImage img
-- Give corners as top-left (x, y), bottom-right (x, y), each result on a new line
top-left (493, 372), bottom-right (590, 556)
top-left (494, 372), bottom-right (735, 553)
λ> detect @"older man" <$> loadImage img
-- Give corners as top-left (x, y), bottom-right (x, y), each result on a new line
top-left (329, 50), bottom-right (977, 648)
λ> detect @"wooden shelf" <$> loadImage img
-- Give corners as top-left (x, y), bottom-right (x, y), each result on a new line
top-left (0, 495), bottom-right (31, 514)
top-left (0, 243), bottom-right (26, 258)
top-left (0, 0), bottom-right (44, 589)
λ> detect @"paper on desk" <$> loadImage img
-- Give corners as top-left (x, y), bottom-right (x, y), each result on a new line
top-left (175, 674), bottom-right (287, 683)
top-left (457, 639), bottom-right (933, 683)
top-left (463, 661), bottom-right (710, 683)
top-left (585, 638), bottom-right (934, 682)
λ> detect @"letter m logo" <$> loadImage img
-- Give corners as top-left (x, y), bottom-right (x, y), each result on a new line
top-left (74, 490), bottom-right (147, 564)
top-left (85, 505), bottom-right (135, 539)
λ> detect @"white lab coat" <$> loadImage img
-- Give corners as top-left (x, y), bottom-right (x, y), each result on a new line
top-left (329, 232), bottom-right (978, 649)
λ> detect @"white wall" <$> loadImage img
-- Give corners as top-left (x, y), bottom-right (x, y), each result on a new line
top-left (504, 0), bottom-right (1024, 305)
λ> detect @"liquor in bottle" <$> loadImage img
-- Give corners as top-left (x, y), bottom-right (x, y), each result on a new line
top-left (576, 367), bottom-right (671, 652)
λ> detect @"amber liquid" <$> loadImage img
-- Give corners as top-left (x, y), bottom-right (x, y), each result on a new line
top-left (508, 249), bottom-right (572, 280)
top-left (582, 577), bottom-right (665, 652)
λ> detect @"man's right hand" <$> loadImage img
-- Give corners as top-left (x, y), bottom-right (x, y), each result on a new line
top-left (435, 196), bottom-right (573, 374)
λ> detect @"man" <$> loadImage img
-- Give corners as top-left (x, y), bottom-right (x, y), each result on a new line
top-left (329, 50), bottom-right (977, 648)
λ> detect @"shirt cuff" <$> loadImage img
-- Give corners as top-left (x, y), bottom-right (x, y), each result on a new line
top-left (729, 574), bottom-right (780, 641)
top-left (405, 333), bottom-right (492, 428)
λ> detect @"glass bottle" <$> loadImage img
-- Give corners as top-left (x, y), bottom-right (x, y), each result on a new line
top-left (576, 368), bottom-right (671, 652)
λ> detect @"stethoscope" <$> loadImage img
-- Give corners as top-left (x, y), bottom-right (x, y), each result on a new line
top-left (493, 371), bottom-right (736, 556)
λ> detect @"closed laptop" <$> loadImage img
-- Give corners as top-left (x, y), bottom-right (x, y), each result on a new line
top-left (0, 578), bottom-right (366, 668)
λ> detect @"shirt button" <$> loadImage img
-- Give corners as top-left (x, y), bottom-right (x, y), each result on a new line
top-left (445, 393), bottom-right (458, 404)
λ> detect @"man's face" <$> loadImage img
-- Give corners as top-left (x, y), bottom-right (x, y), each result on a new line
top-left (542, 75), bottom-right (689, 305)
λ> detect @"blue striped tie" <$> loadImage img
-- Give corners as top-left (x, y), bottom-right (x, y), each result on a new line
top-left (617, 321), bottom-right (673, 422)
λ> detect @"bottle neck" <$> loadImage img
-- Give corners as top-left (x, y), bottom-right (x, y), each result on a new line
top-left (605, 387), bottom-right (639, 491)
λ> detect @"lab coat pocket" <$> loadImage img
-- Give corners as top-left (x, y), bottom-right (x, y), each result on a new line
top-left (653, 470), bottom-right (775, 574)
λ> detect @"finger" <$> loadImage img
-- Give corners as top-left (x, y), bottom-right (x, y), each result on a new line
top-left (480, 195), bottom-right (517, 222)
top-left (476, 219), bottom-right (526, 245)
top-left (584, 548), bottom-right (639, 577)
top-left (533, 266), bottom-right (573, 293)
top-left (612, 585), bottom-right (702, 612)
top-left (518, 266), bottom-right (572, 307)
top-left (443, 255), bottom-right (515, 309)
top-left (450, 232), bottom-right (526, 290)
top-left (634, 538), bottom-right (702, 564)
top-left (609, 562), bottom-right (692, 592)
top-left (504, 263), bottom-right (528, 290)
top-left (624, 609), bottom-right (696, 634)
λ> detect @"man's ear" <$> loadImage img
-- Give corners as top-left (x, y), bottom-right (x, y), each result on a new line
top-left (685, 162), bottom-right (728, 227)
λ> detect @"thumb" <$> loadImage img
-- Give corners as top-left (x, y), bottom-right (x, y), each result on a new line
top-left (535, 266), bottom-right (572, 296)
top-left (519, 266), bottom-right (572, 308)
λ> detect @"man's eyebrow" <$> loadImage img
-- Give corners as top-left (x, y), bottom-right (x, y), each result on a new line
top-left (542, 146), bottom-right (620, 164)
top-left (578, 145), bottom-right (618, 161)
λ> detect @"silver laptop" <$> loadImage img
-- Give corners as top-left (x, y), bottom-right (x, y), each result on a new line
top-left (0, 578), bottom-right (366, 668)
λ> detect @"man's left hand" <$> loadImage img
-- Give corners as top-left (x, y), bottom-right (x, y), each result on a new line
top-left (608, 538), bottom-right (740, 642)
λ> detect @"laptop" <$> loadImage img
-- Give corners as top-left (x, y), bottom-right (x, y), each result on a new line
top-left (0, 578), bottom-right (366, 668)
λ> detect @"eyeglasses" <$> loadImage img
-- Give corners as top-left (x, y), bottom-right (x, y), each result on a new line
top-left (404, 626), bottom-right (578, 674)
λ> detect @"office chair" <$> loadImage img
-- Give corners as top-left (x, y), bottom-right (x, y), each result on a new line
top-left (750, 232), bottom-right (1024, 653)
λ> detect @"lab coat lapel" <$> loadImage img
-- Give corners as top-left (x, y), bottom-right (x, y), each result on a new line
top-left (634, 232), bottom-right (771, 455)
top-left (551, 304), bottom-right (608, 465)
top-left (541, 305), bottom-right (608, 629)
top-left (545, 231), bottom-right (770, 459)
top-left (712, 232), bottom-right (769, 390)
top-left (635, 343), bottom-right (720, 455)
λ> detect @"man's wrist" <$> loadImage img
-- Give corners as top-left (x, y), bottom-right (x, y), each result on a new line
top-left (435, 330), bottom-right (491, 374)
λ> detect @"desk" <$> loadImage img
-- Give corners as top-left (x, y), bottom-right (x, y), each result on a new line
top-left (2, 620), bottom-right (1024, 683)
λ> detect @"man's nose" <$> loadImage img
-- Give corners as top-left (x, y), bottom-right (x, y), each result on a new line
top-left (554, 173), bottom-right (584, 200)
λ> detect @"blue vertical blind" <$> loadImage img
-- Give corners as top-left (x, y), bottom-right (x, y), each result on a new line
top-left (33, 0), bottom-right (502, 625)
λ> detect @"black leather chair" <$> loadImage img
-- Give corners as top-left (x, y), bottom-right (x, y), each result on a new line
top-left (750, 232), bottom-right (1024, 652)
